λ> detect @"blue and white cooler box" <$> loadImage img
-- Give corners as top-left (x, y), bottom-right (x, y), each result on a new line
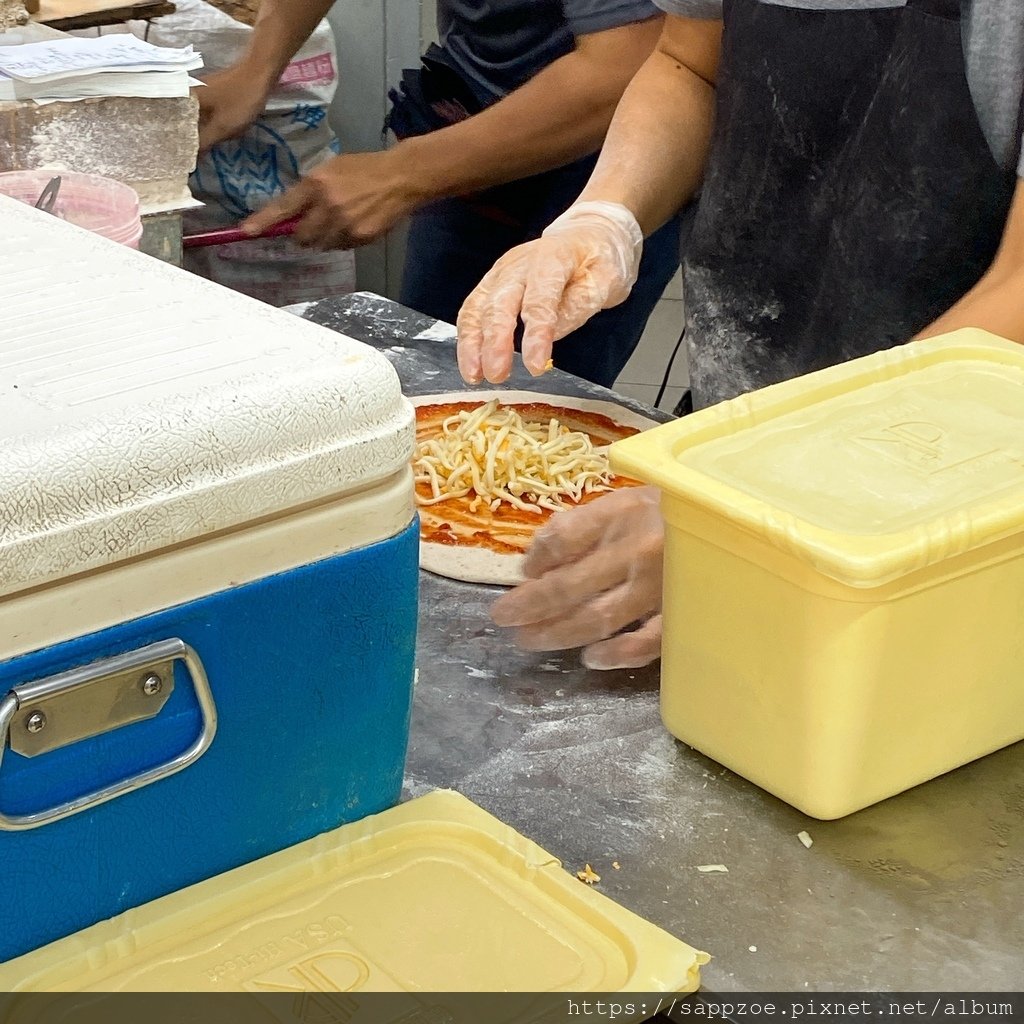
top-left (0, 196), bottom-right (419, 963)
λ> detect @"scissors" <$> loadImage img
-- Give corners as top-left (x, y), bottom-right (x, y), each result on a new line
top-left (34, 176), bottom-right (62, 216)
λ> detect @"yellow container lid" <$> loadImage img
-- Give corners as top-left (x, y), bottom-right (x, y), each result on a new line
top-left (610, 330), bottom-right (1024, 587)
top-left (0, 791), bottom-right (708, 993)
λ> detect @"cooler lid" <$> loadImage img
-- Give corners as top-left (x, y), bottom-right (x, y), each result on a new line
top-left (0, 197), bottom-right (413, 599)
top-left (610, 330), bottom-right (1024, 587)
top-left (0, 790), bottom-right (709, 993)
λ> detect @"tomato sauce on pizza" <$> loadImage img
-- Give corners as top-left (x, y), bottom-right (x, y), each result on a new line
top-left (414, 400), bottom-right (644, 557)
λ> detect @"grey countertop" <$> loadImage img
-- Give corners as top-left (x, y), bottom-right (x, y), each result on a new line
top-left (298, 292), bottom-right (1024, 994)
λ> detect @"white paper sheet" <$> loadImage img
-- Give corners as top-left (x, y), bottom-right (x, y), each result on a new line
top-left (0, 35), bottom-right (201, 82)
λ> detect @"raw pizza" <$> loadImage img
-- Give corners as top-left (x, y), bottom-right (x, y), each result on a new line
top-left (411, 390), bottom-right (658, 585)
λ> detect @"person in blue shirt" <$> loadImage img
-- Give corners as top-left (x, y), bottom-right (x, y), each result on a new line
top-left (207, 0), bottom-right (683, 387)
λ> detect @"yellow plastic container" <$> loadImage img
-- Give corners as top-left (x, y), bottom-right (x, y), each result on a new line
top-left (610, 329), bottom-right (1024, 819)
top-left (0, 790), bottom-right (708, 995)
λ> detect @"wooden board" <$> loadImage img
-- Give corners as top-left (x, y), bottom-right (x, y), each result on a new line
top-left (33, 0), bottom-right (174, 30)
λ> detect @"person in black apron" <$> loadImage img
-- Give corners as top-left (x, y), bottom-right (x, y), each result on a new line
top-left (475, 0), bottom-right (1023, 669)
top-left (684, 0), bottom-right (1018, 409)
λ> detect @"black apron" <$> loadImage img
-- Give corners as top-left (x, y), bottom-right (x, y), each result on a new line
top-left (683, 0), bottom-right (1019, 409)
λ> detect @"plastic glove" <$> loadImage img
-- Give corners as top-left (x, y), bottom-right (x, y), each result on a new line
top-left (490, 486), bottom-right (664, 671)
top-left (456, 201), bottom-right (644, 385)
top-left (195, 63), bottom-right (274, 152)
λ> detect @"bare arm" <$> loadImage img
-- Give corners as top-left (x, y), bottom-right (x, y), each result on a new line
top-left (917, 177), bottom-right (1024, 344)
top-left (237, 0), bottom-right (336, 88)
top-left (402, 17), bottom-right (665, 198)
top-left (197, 0), bottom-right (335, 150)
top-left (579, 15), bottom-right (723, 234)
top-left (243, 17), bottom-right (667, 245)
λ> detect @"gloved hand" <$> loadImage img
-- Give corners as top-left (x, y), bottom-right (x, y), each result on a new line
top-left (456, 201), bottom-right (644, 385)
top-left (491, 486), bottom-right (664, 670)
top-left (195, 63), bottom-right (274, 152)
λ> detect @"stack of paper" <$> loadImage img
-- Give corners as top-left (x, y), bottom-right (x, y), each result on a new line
top-left (0, 34), bottom-right (203, 102)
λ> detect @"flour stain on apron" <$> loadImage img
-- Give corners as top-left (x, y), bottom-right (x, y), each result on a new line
top-left (683, 0), bottom-right (1017, 410)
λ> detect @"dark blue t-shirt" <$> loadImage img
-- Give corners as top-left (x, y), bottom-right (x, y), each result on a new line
top-left (437, 0), bottom-right (661, 104)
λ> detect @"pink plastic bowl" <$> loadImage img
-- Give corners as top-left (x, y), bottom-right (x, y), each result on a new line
top-left (0, 169), bottom-right (143, 248)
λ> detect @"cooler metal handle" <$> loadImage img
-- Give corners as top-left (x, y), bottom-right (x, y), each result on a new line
top-left (0, 639), bottom-right (217, 832)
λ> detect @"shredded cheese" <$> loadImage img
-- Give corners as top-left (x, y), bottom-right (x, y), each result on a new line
top-left (414, 399), bottom-right (614, 513)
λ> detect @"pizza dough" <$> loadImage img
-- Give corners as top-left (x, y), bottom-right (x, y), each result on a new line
top-left (411, 391), bottom-right (659, 586)
top-left (420, 543), bottom-right (527, 587)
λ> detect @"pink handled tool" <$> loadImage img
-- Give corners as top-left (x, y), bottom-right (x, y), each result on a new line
top-left (183, 216), bottom-right (300, 249)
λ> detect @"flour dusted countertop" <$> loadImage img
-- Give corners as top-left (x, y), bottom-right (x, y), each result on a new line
top-left (299, 292), bottom-right (1024, 994)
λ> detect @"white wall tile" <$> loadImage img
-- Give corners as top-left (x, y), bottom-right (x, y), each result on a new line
top-left (613, 382), bottom-right (689, 415)
top-left (664, 266), bottom-right (683, 301)
top-left (616, 298), bottom-right (688, 389)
